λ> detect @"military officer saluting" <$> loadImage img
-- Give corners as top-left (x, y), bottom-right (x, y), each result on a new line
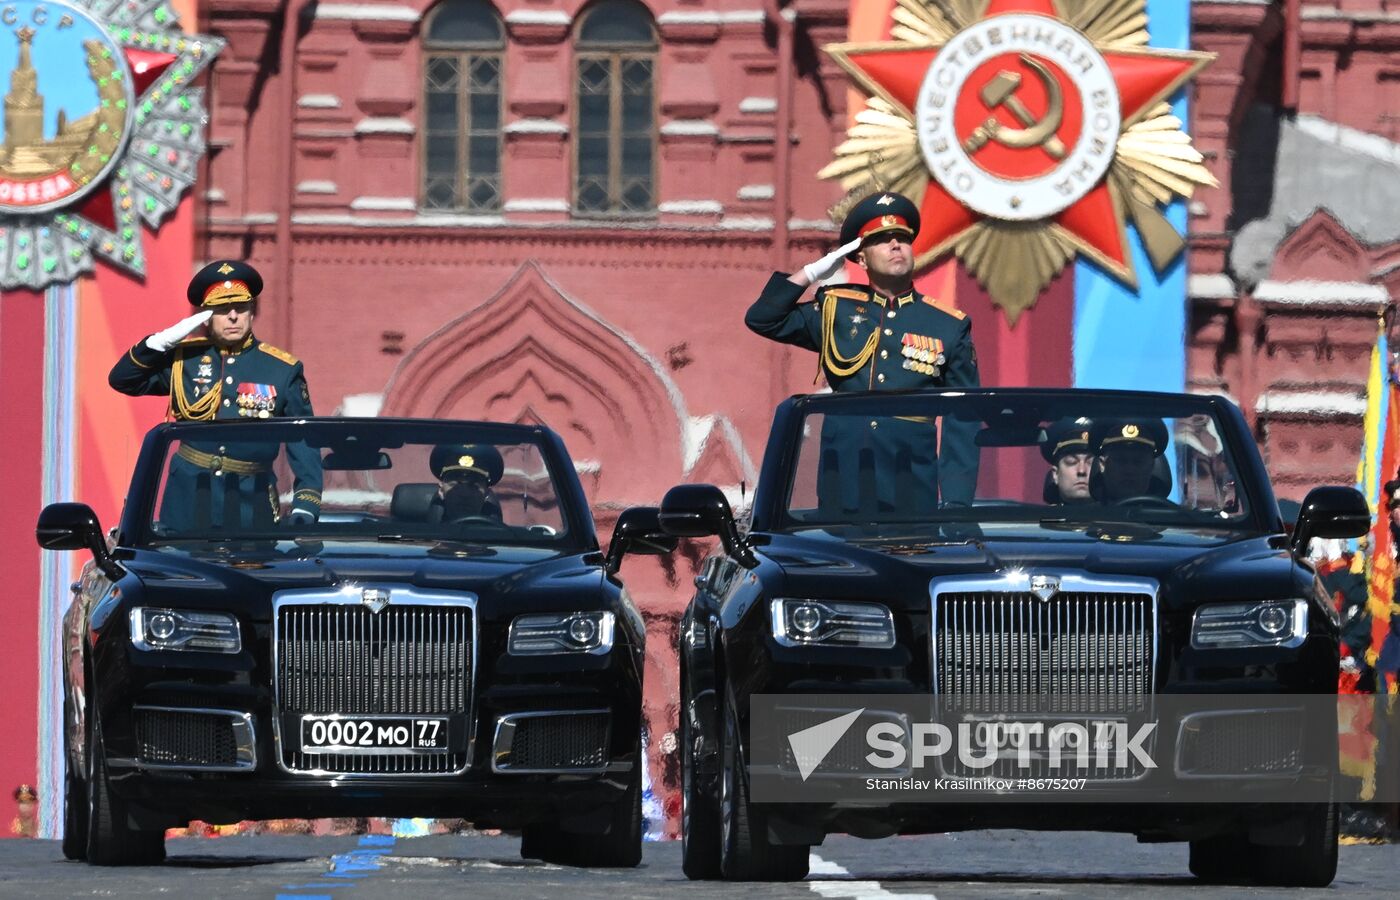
top-left (109, 260), bottom-right (322, 530)
top-left (745, 192), bottom-right (981, 509)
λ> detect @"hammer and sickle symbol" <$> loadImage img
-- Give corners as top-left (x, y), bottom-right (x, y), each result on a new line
top-left (962, 54), bottom-right (1067, 160)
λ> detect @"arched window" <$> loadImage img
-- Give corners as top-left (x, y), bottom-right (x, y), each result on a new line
top-left (422, 0), bottom-right (504, 211)
top-left (574, 0), bottom-right (656, 215)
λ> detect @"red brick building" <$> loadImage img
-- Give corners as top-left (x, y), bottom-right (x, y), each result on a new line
top-left (181, 0), bottom-right (1396, 830)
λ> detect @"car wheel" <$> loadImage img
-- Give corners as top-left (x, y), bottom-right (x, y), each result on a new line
top-left (60, 697), bottom-right (87, 861)
top-left (519, 737), bottom-right (643, 869)
top-left (680, 680), bottom-right (721, 880)
top-left (86, 721), bottom-right (165, 866)
top-left (718, 694), bottom-right (808, 881)
top-left (1251, 803), bottom-right (1339, 888)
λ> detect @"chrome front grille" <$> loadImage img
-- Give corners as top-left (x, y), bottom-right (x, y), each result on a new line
top-left (274, 589), bottom-right (475, 775)
top-left (932, 581), bottom-right (1156, 698)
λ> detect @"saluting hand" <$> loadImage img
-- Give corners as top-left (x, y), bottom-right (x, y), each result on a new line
top-left (797, 239), bottom-right (862, 287)
top-left (146, 309), bottom-right (213, 353)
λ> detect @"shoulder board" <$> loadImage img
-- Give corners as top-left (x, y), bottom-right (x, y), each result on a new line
top-left (258, 342), bottom-right (300, 366)
top-left (920, 296), bottom-right (967, 320)
top-left (824, 287), bottom-right (870, 302)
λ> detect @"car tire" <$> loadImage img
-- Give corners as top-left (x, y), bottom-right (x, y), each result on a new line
top-left (1186, 835), bottom-right (1237, 883)
top-left (86, 723), bottom-right (165, 866)
top-left (680, 678), bottom-right (721, 880)
top-left (61, 698), bottom-right (87, 861)
top-left (519, 738), bottom-right (643, 869)
top-left (718, 695), bottom-right (808, 881)
top-left (1251, 803), bottom-right (1339, 888)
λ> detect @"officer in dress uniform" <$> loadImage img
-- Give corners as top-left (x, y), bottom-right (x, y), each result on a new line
top-left (108, 260), bottom-right (322, 531)
top-left (1089, 417), bottom-right (1169, 503)
top-left (1041, 417), bottom-right (1094, 504)
top-left (745, 191), bottom-right (980, 512)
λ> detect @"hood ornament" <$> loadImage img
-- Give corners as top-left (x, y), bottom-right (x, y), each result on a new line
top-left (361, 588), bottom-right (390, 614)
top-left (1029, 575), bottom-right (1060, 603)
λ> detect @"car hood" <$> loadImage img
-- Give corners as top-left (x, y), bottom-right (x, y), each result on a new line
top-left (118, 541), bottom-right (603, 619)
top-left (758, 531), bottom-right (1303, 612)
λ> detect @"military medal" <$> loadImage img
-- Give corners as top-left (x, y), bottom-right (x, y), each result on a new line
top-left (901, 334), bottom-right (946, 377)
top-left (237, 383), bottom-right (277, 418)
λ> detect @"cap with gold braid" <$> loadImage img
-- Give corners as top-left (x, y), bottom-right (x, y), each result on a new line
top-left (187, 259), bottom-right (264, 308)
top-left (430, 444), bottom-right (505, 485)
top-left (1091, 417), bottom-right (1168, 456)
top-left (1041, 416), bottom-right (1094, 463)
top-left (838, 192), bottom-right (921, 260)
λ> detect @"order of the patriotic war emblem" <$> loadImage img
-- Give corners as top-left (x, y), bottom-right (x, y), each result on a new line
top-left (0, 1), bottom-right (223, 289)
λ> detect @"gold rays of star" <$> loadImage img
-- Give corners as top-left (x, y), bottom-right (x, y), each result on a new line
top-left (817, 0), bottom-right (1216, 322)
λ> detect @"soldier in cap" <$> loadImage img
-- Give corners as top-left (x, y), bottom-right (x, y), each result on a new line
top-left (108, 260), bottom-right (322, 530)
top-left (1041, 417), bottom-right (1095, 504)
top-left (1090, 418), bottom-right (1169, 503)
top-left (744, 191), bottom-right (980, 511)
top-left (429, 444), bottom-right (505, 523)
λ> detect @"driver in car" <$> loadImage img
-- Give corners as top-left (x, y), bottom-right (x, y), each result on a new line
top-left (430, 444), bottom-right (505, 524)
top-left (1090, 418), bottom-right (1169, 503)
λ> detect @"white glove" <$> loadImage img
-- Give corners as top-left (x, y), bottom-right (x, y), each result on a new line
top-left (801, 239), bottom-right (862, 284)
top-left (145, 310), bottom-right (212, 352)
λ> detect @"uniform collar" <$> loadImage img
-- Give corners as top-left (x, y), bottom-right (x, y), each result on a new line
top-left (218, 333), bottom-right (257, 356)
top-left (872, 289), bottom-right (916, 308)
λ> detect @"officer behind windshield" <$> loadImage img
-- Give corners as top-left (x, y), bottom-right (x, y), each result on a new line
top-left (1090, 418), bottom-right (1169, 503)
top-left (1042, 417), bottom-right (1094, 504)
top-left (429, 444), bottom-right (505, 523)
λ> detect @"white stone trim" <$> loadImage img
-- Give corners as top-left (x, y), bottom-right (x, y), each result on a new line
top-left (1293, 114), bottom-right (1400, 168)
top-left (203, 188), bottom-right (226, 203)
top-left (788, 217), bottom-right (838, 231)
top-left (338, 393), bottom-right (383, 417)
top-left (505, 118), bottom-right (569, 134)
top-left (296, 180), bottom-right (338, 194)
top-left (1253, 279), bottom-right (1390, 308)
top-left (737, 184), bottom-right (774, 201)
top-left (661, 119), bottom-right (719, 137)
top-left (504, 10), bottom-right (572, 25)
top-left (1301, 6), bottom-right (1400, 23)
top-left (298, 94), bottom-right (341, 109)
top-left (293, 213), bottom-right (508, 227)
top-left (210, 213), bottom-right (278, 226)
top-left (659, 200), bottom-right (723, 215)
top-left (719, 215), bottom-right (774, 231)
top-left (739, 96), bottom-right (777, 114)
top-left (683, 414), bottom-right (759, 483)
top-left (1256, 390), bottom-right (1366, 418)
top-left (1188, 273), bottom-right (1236, 300)
top-left (349, 196), bottom-right (417, 211)
top-left (355, 117), bottom-right (414, 135)
top-left (657, 10), bottom-right (766, 25)
top-left (315, 4), bottom-right (420, 22)
top-left (503, 198), bottom-right (570, 213)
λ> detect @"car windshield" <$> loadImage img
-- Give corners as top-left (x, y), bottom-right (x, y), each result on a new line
top-left (779, 392), bottom-right (1264, 543)
top-left (138, 420), bottom-right (584, 550)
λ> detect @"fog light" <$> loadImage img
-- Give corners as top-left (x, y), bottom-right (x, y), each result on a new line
top-left (1257, 605), bottom-right (1289, 635)
top-left (791, 604), bottom-right (823, 635)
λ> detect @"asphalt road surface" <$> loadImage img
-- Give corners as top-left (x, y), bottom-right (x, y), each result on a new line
top-left (1, 831), bottom-right (1397, 899)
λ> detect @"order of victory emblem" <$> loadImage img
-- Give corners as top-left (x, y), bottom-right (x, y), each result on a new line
top-left (822, 0), bottom-right (1216, 320)
top-left (0, 1), bottom-right (223, 289)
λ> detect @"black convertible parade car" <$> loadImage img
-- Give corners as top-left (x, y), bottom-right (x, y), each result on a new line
top-left (36, 418), bottom-right (674, 867)
top-left (655, 388), bottom-right (1370, 886)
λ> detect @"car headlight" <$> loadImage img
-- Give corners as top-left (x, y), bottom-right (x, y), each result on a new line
top-left (129, 607), bottom-right (241, 653)
top-left (1190, 599), bottom-right (1308, 649)
top-left (770, 598), bottom-right (896, 648)
top-left (509, 612), bottom-right (615, 655)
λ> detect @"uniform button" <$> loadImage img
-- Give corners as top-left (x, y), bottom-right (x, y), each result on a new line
top-left (228, 357), bottom-right (236, 364)
top-left (222, 399), bottom-right (230, 407)
top-left (887, 310), bottom-right (896, 319)
top-left (877, 373), bottom-right (886, 383)
top-left (880, 350), bottom-right (888, 360)
top-left (869, 420), bottom-right (879, 429)
top-left (225, 376), bottom-right (233, 384)
top-left (884, 328), bottom-right (892, 336)
top-left (219, 446), bottom-right (227, 454)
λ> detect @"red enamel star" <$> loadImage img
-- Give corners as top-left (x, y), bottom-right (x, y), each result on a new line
top-left (825, 0), bottom-right (1212, 285)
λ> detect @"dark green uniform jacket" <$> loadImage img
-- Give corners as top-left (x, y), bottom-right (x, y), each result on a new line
top-left (109, 333), bottom-right (323, 531)
top-left (746, 273), bottom-right (981, 511)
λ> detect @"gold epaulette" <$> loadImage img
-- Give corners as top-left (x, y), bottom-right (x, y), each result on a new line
top-left (921, 296), bottom-right (967, 320)
top-left (823, 287), bottom-right (869, 302)
top-left (258, 342), bottom-right (299, 366)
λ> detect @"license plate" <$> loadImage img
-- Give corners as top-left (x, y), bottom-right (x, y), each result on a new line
top-left (299, 715), bottom-right (448, 753)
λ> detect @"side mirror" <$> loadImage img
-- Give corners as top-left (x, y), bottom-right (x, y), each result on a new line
top-left (660, 484), bottom-right (757, 568)
top-left (1291, 486), bottom-right (1371, 554)
top-left (605, 506), bottom-right (680, 575)
top-left (36, 502), bottom-right (124, 580)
